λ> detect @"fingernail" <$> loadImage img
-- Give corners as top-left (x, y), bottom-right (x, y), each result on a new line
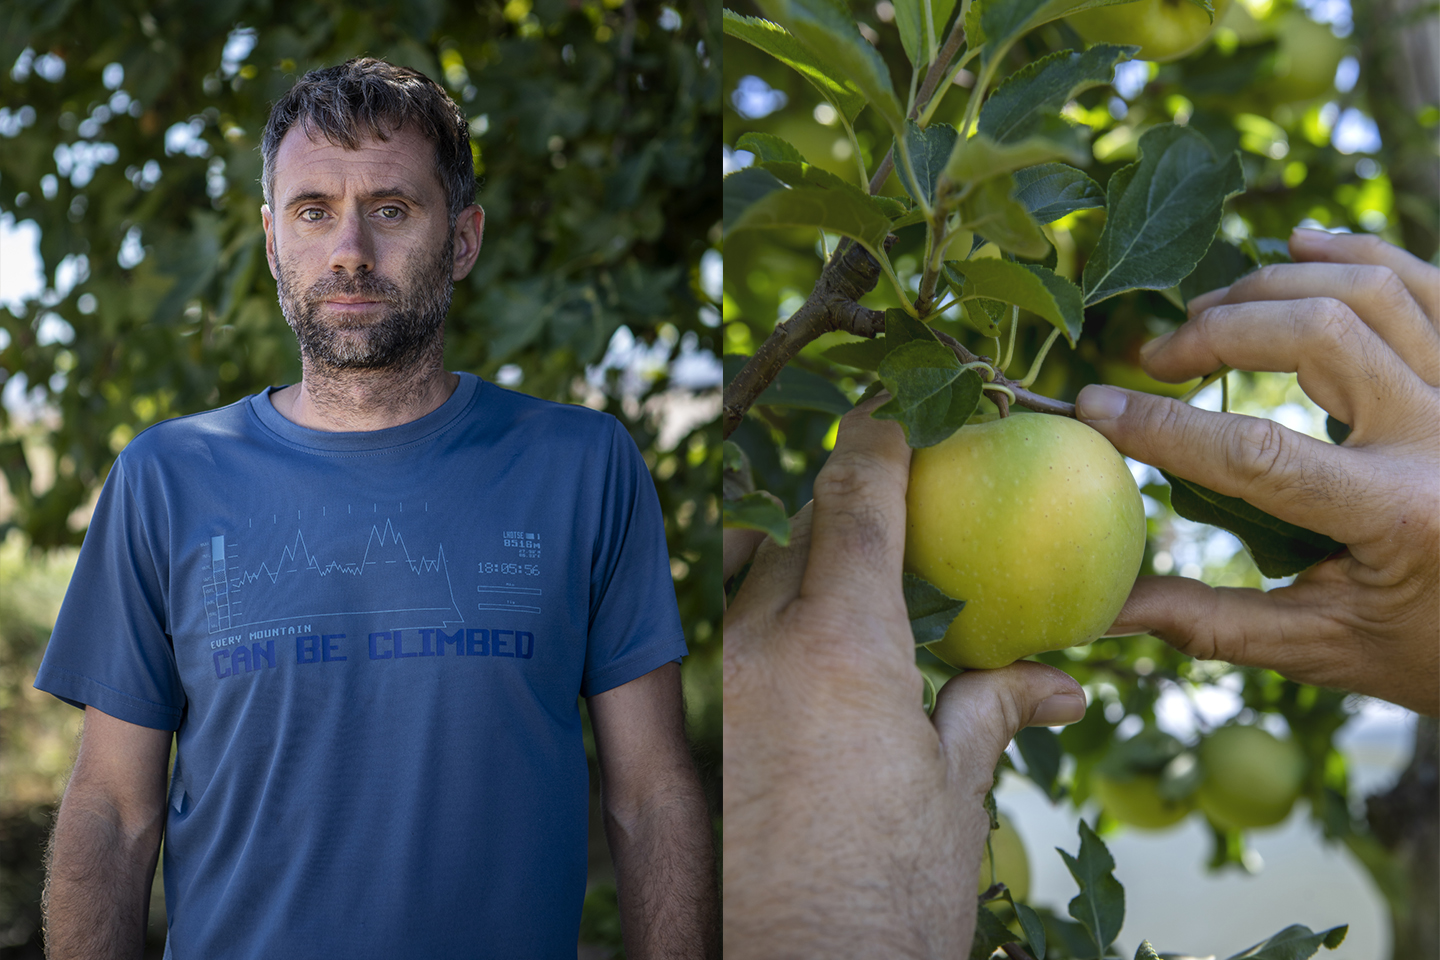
top-left (1030, 693), bottom-right (1087, 727)
top-left (1293, 226), bottom-right (1334, 240)
top-left (1076, 384), bottom-right (1127, 422)
top-left (1139, 331), bottom-right (1173, 363)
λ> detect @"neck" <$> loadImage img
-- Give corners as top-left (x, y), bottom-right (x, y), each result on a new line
top-left (272, 341), bottom-right (459, 432)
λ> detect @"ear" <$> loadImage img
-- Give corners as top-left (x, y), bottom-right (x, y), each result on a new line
top-left (451, 204), bottom-right (485, 282)
top-left (261, 205), bottom-right (279, 280)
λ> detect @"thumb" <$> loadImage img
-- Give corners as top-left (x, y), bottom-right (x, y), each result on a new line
top-left (931, 662), bottom-right (1086, 779)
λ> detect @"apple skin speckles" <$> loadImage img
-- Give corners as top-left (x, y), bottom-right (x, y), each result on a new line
top-left (904, 412), bottom-right (1146, 669)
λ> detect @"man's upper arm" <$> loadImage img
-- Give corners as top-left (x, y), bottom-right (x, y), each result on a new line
top-left (586, 663), bottom-right (694, 811)
top-left (65, 706), bottom-right (173, 830)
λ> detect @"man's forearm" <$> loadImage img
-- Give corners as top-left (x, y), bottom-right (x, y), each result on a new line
top-left (45, 795), bottom-right (162, 960)
top-left (605, 777), bottom-right (718, 960)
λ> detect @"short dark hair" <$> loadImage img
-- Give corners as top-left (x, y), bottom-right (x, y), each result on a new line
top-left (261, 58), bottom-right (475, 223)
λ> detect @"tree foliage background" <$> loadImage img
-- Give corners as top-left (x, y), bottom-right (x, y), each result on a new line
top-left (722, 0), bottom-right (1436, 954)
top-left (0, 0), bottom-right (721, 955)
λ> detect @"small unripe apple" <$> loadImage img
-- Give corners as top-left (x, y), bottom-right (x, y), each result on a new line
top-left (1067, 0), bottom-right (1235, 63)
top-left (978, 813), bottom-right (1030, 902)
top-left (1263, 10), bottom-right (1347, 104)
top-left (1093, 771), bottom-right (1193, 829)
top-left (1196, 725), bottom-right (1306, 830)
top-left (904, 413), bottom-right (1147, 669)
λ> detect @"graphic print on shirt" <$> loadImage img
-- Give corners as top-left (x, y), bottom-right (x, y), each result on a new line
top-left (201, 501), bottom-right (466, 635)
top-left (479, 529), bottom-right (544, 615)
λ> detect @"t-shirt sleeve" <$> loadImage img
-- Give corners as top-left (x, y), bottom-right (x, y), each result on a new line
top-left (579, 420), bottom-right (688, 697)
top-left (33, 456), bottom-right (185, 730)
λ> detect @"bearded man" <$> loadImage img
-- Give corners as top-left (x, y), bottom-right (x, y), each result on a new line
top-left (36, 58), bottom-right (715, 960)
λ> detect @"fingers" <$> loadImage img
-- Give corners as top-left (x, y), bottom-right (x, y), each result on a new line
top-left (1178, 258), bottom-right (1440, 388)
top-left (1103, 574), bottom-right (1344, 688)
top-left (724, 527), bottom-right (768, 585)
top-left (728, 501), bottom-right (816, 624)
top-left (1077, 385), bottom-right (1385, 545)
top-left (931, 662), bottom-right (1085, 780)
top-left (1144, 295), bottom-right (1433, 430)
top-left (797, 398), bottom-right (914, 649)
top-left (1290, 227), bottom-right (1440, 326)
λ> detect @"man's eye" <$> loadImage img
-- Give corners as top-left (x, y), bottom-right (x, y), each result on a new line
top-left (378, 206), bottom-right (402, 220)
top-left (301, 209), bottom-right (325, 221)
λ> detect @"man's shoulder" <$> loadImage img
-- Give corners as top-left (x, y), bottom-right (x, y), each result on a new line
top-left (118, 394), bottom-right (260, 462)
top-left (484, 384), bottom-right (619, 444)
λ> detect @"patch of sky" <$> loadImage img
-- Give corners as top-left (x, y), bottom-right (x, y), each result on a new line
top-left (730, 75), bottom-right (787, 120)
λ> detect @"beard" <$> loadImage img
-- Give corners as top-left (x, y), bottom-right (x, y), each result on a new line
top-left (276, 235), bottom-right (455, 371)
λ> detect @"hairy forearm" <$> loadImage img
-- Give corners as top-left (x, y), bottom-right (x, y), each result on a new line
top-left (605, 777), bottom-right (718, 960)
top-left (45, 795), bottom-right (162, 960)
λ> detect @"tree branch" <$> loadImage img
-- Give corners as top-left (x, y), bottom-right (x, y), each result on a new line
top-left (722, 240), bottom-right (890, 439)
top-left (868, 15), bottom-right (970, 195)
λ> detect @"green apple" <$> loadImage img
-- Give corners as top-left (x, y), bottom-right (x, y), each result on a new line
top-left (1093, 771), bottom-right (1193, 829)
top-left (1196, 725), bottom-right (1306, 830)
top-left (1067, 0), bottom-right (1235, 63)
top-left (978, 813), bottom-right (1030, 902)
top-left (904, 413), bottom-right (1147, 670)
top-left (1263, 10), bottom-right (1347, 104)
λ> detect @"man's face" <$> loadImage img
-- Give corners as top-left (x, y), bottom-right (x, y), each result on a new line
top-left (261, 123), bottom-right (482, 370)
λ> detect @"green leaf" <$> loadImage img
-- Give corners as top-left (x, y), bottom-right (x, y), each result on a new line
top-left (1015, 901), bottom-right (1048, 959)
top-left (723, 354), bottom-right (854, 415)
top-left (894, 0), bottom-right (959, 66)
top-left (896, 120), bottom-right (960, 208)
top-left (874, 341), bottom-right (984, 447)
top-left (970, 906), bottom-right (1018, 960)
top-left (885, 306), bottom-right (942, 345)
top-left (1242, 236), bottom-right (1293, 266)
top-left (722, 440), bottom-right (755, 500)
top-left (752, 0), bottom-right (907, 137)
top-left (1135, 942), bottom-right (1162, 960)
top-left (1012, 163), bottom-right (1106, 225)
top-left (943, 258), bottom-right (1084, 345)
top-left (978, 45), bottom-right (1135, 146)
top-left (723, 164), bottom-right (894, 254)
top-left (959, 297), bottom-right (1008, 337)
top-left (1222, 924), bottom-right (1350, 960)
top-left (958, 176), bottom-right (1051, 260)
top-left (947, 122), bottom-right (1090, 183)
top-left (724, 166), bottom-right (786, 229)
top-left (1179, 235), bottom-right (1252, 305)
top-left (1162, 470), bottom-right (1344, 578)
top-left (823, 338), bottom-right (891, 370)
top-left (1082, 124), bottom-right (1246, 306)
top-left (969, 0), bottom-right (1137, 63)
top-left (1058, 820), bottom-right (1125, 957)
top-left (904, 572), bottom-right (967, 644)
top-left (723, 492), bottom-right (792, 546)
top-left (1016, 726), bottom-right (1064, 800)
top-left (722, 10), bottom-right (869, 123)
top-left (736, 132), bottom-right (808, 165)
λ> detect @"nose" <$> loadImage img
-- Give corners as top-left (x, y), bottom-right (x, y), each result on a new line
top-left (328, 212), bottom-right (375, 275)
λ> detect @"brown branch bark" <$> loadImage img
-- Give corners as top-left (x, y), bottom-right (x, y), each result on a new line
top-left (722, 240), bottom-right (889, 439)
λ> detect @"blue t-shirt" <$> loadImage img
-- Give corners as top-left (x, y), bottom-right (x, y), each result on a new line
top-left (35, 373), bottom-right (687, 959)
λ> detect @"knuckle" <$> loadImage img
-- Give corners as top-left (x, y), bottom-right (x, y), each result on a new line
top-left (1306, 297), bottom-right (1360, 348)
top-left (1230, 416), bottom-right (1291, 485)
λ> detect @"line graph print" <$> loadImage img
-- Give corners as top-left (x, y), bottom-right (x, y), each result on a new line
top-left (202, 517), bottom-right (466, 634)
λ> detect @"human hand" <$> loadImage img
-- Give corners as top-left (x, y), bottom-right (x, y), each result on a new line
top-left (1077, 228), bottom-right (1440, 716)
top-left (722, 398), bottom-right (1087, 959)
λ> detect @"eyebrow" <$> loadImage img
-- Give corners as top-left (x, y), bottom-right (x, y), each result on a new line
top-left (283, 186), bottom-right (428, 211)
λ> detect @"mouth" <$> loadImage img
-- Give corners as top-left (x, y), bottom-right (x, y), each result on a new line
top-left (322, 299), bottom-right (385, 313)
